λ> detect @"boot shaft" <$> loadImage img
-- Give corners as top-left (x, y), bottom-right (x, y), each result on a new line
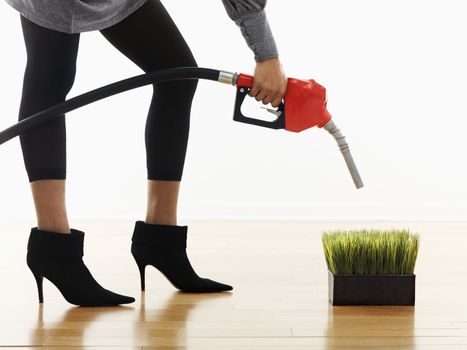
top-left (131, 220), bottom-right (187, 250)
top-left (27, 227), bottom-right (84, 258)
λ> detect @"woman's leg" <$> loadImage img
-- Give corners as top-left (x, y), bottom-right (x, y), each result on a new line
top-left (100, 1), bottom-right (232, 292)
top-left (100, 0), bottom-right (198, 226)
top-left (145, 181), bottom-right (180, 225)
top-left (19, 16), bottom-right (80, 233)
top-left (31, 180), bottom-right (70, 233)
top-left (18, 16), bottom-right (136, 305)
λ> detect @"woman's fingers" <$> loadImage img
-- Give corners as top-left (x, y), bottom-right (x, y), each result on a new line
top-left (255, 90), bottom-right (268, 103)
top-left (271, 95), bottom-right (283, 108)
top-left (253, 89), bottom-right (282, 107)
top-left (251, 57), bottom-right (287, 107)
top-left (249, 85), bottom-right (260, 98)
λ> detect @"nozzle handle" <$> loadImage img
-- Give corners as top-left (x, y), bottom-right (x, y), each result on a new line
top-left (233, 85), bottom-right (285, 129)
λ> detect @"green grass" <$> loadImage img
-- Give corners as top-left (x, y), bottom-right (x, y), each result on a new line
top-left (322, 229), bottom-right (420, 275)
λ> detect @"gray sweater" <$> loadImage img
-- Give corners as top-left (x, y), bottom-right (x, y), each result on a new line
top-left (5, 0), bottom-right (278, 62)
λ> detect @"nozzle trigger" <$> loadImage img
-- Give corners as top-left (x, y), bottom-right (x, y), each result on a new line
top-left (260, 106), bottom-right (282, 117)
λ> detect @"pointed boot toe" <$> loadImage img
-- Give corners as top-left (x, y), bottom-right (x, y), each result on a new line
top-left (182, 278), bottom-right (234, 293)
top-left (205, 279), bottom-right (233, 292)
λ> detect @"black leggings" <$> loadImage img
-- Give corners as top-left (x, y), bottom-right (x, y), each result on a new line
top-left (18, 0), bottom-right (198, 182)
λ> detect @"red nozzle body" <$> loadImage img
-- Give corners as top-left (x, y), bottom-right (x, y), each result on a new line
top-left (234, 72), bottom-right (362, 189)
top-left (236, 73), bottom-right (332, 132)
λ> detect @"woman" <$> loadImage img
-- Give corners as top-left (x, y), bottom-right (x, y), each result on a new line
top-left (5, 0), bottom-right (287, 306)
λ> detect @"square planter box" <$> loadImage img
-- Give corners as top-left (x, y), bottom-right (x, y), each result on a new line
top-left (328, 270), bottom-right (415, 306)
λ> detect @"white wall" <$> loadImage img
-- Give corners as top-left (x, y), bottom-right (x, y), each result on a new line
top-left (1, 0), bottom-right (466, 221)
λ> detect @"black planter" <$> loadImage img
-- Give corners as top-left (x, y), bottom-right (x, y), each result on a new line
top-left (328, 270), bottom-right (415, 306)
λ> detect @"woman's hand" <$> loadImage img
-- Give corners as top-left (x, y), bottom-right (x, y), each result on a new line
top-left (249, 57), bottom-right (287, 108)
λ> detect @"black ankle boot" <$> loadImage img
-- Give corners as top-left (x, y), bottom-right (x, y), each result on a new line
top-left (27, 227), bottom-right (135, 306)
top-left (131, 221), bottom-right (233, 292)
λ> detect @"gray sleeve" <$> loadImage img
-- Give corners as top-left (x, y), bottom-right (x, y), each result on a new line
top-left (221, 0), bottom-right (279, 62)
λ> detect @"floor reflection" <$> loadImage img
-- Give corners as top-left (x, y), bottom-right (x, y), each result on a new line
top-left (134, 291), bottom-right (232, 349)
top-left (28, 290), bottom-right (232, 347)
top-left (29, 303), bottom-right (134, 346)
top-left (325, 305), bottom-right (415, 349)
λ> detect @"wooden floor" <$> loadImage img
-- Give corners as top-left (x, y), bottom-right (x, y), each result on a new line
top-left (1, 220), bottom-right (466, 349)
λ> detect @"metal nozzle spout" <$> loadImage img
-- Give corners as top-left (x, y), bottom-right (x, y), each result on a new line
top-left (323, 119), bottom-right (364, 189)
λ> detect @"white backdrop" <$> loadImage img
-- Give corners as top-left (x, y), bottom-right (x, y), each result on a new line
top-left (1, 0), bottom-right (466, 221)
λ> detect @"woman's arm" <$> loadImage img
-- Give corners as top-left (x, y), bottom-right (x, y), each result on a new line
top-left (222, 0), bottom-right (287, 107)
top-left (221, 0), bottom-right (278, 62)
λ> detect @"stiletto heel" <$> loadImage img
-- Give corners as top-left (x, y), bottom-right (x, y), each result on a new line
top-left (133, 255), bottom-right (147, 291)
top-left (31, 270), bottom-right (44, 303)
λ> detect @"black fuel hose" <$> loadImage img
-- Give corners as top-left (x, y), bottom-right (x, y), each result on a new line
top-left (0, 67), bottom-right (237, 146)
top-left (1, 66), bottom-right (363, 189)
